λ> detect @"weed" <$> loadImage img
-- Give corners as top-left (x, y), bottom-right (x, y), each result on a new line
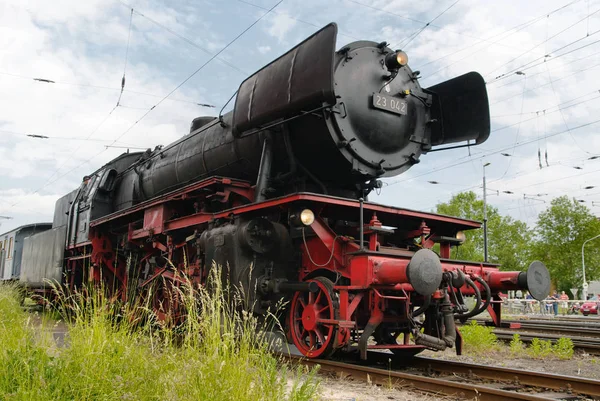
top-left (525, 336), bottom-right (574, 360)
top-left (528, 337), bottom-right (553, 358)
top-left (460, 320), bottom-right (499, 354)
top-left (553, 337), bottom-right (574, 360)
top-left (509, 333), bottom-right (525, 356)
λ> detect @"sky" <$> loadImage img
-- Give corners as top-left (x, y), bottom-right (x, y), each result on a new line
top-left (1, 0), bottom-right (600, 233)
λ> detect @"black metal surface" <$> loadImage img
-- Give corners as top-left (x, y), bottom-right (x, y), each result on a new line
top-left (406, 249), bottom-right (443, 295)
top-left (232, 23), bottom-right (337, 136)
top-left (284, 42), bottom-right (422, 183)
top-left (199, 218), bottom-right (294, 314)
top-left (255, 136), bottom-right (273, 202)
top-left (427, 72), bottom-right (490, 146)
top-left (277, 281), bottom-right (319, 293)
top-left (190, 116), bottom-right (216, 133)
top-left (523, 260), bottom-right (551, 301)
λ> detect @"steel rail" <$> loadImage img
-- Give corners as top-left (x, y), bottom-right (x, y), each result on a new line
top-left (476, 318), bottom-right (600, 328)
top-left (470, 319), bottom-right (600, 338)
top-left (280, 353), bottom-right (598, 400)
top-left (503, 323), bottom-right (600, 338)
top-left (411, 356), bottom-right (600, 398)
top-left (493, 330), bottom-right (600, 355)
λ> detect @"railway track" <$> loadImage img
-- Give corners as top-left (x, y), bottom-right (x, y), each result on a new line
top-left (474, 318), bottom-right (600, 338)
top-left (281, 352), bottom-right (600, 400)
top-left (467, 318), bottom-right (600, 354)
top-left (494, 330), bottom-right (600, 355)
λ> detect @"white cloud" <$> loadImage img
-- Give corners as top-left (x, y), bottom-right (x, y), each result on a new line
top-left (265, 12), bottom-right (297, 42)
top-left (258, 45), bottom-right (271, 54)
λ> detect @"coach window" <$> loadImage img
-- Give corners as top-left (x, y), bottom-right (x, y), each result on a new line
top-left (7, 238), bottom-right (12, 259)
top-left (3, 239), bottom-right (6, 256)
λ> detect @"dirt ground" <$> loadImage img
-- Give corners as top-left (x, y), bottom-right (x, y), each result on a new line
top-left (317, 378), bottom-right (446, 401)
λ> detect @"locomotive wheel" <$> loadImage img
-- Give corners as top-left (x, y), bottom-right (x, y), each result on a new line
top-left (289, 277), bottom-right (340, 358)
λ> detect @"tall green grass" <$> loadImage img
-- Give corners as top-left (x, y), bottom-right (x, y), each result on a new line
top-left (0, 267), bottom-right (320, 401)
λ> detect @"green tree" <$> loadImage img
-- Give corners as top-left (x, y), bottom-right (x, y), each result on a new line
top-left (532, 196), bottom-right (600, 291)
top-left (435, 191), bottom-right (532, 271)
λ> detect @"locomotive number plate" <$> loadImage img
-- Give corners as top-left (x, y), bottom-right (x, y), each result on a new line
top-left (372, 94), bottom-right (407, 115)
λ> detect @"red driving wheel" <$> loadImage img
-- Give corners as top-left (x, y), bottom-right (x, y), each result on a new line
top-left (289, 277), bottom-right (339, 358)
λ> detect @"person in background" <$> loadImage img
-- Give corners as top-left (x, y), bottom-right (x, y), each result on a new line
top-left (540, 296), bottom-right (549, 315)
top-left (559, 291), bottom-right (569, 315)
top-left (551, 291), bottom-right (559, 316)
top-left (525, 291), bottom-right (534, 314)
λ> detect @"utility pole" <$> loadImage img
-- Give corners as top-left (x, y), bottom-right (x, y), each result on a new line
top-left (582, 233), bottom-right (600, 300)
top-left (483, 162), bottom-right (491, 262)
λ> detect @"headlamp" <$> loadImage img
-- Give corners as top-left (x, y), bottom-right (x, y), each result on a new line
top-left (299, 209), bottom-right (315, 226)
top-left (384, 50), bottom-right (409, 71)
top-left (455, 231), bottom-right (466, 244)
top-left (290, 209), bottom-right (315, 227)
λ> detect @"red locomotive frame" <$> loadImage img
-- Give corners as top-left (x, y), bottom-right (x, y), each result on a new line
top-left (63, 175), bottom-right (529, 359)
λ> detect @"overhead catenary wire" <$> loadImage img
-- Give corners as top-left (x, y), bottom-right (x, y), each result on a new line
top-left (10, 0), bottom-right (285, 205)
top-left (116, 0), bottom-right (248, 76)
top-left (104, 0), bottom-right (283, 150)
top-left (491, 59), bottom-right (600, 105)
top-left (491, 92), bottom-right (600, 136)
top-left (386, 117), bottom-right (600, 187)
top-left (404, 153), bottom-right (600, 220)
top-left (419, 0), bottom-right (581, 73)
top-left (458, 153), bottom-right (600, 192)
top-left (236, 0), bottom-right (362, 42)
top-left (343, 0), bottom-right (527, 50)
top-left (0, 71), bottom-right (215, 107)
top-left (492, 46), bottom-right (600, 91)
top-left (0, 129), bottom-right (136, 144)
top-left (544, 62), bottom-right (592, 154)
top-left (9, 7), bottom-right (142, 202)
top-left (5, 104), bottom-right (120, 206)
top-left (116, 7), bottom-right (134, 107)
top-left (486, 6), bottom-right (600, 80)
top-left (487, 28), bottom-right (600, 84)
top-left (496, 74), bottom-right (527, 180)
top-left (414, 163), bottom-right (600, 219)
top-left (396, 0), bottom-right (461, 49)
top-left (490, 88), bottom-right (600, 118)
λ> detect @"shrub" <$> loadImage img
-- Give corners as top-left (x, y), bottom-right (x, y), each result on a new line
top-left (460, 320), bottom-right (499, 354)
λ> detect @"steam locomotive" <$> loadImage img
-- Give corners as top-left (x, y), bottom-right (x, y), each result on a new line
top-left (12, 23), bottom-right (550, 359)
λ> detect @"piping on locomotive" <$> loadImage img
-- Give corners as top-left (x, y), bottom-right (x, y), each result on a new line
top-left (11, 23), bottom-right (551, 359)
